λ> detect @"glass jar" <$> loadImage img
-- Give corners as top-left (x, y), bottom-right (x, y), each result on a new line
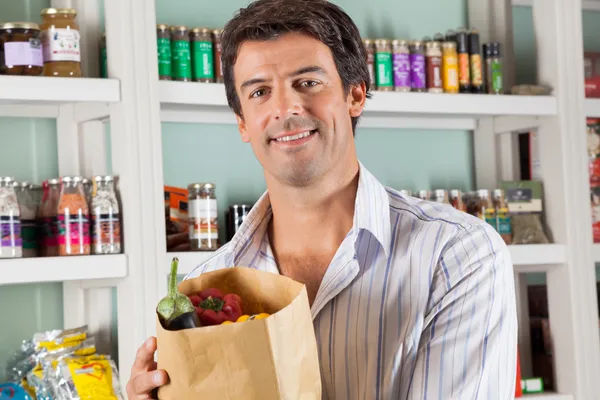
top-left (432, 189), bottom-right (449, 204)
top-left (191, 27), bottom-right (214, 83)
top-left (40, 8), bottom-right (82, 77)
top-left (425, 41), bottom-right (443, 93)
top-left (188, 183), bottom-right (219, 251)
top-left (442, 41), bottom-right (459, 93)
top-left (170, 25), bottom-right (191, 81)
top-left (157, 24), bottom-right (171, 80)
top-left (417, 190), bottom-right (431, 201)
top-left (0, 177), bottom-right (22, 258)
top-left (15, 181), bottom-right (38, 257)
top-left (392, 40), bottom-right (410, 92)
top-left (409, 41), bottom-right (426, 92)
top-left (81, 177), bottom-right (91, 205)
top-left (450, 189), bottom-right (466, 212)
top-left (37, 179), bottom-right (60, 257)
top-left (493, 189), bottom-right (512, 245)
top-left (212, 29), bottom-right (224, 83)
top-left (91, 176), bottom-right (121, 255)
top-left (0, 22), bottom-right (43, 76)
top-left (374, 39), bottom-right (393, 91)
top-left (362, 38), bottom-right (376, 90)
top-left (57, 176), bottom-right (90, 256)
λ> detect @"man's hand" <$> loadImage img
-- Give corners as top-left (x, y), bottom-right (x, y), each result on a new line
top-left (126, 337), bottom-right (168, 399)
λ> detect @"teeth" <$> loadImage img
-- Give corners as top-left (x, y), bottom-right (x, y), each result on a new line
top-left (276, 130), bottom-right (313, 142)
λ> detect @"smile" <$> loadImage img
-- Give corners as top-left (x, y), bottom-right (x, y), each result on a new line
top-left (273, 129), bottom-right (317, 143)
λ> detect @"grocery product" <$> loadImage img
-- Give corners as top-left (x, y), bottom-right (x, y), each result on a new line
top-left (493, 189), bottom-right (512, 245)
top-left (170, 25), bottom-right (191, 81)
top-left (0, 382), bottom-right (31, 399)
top-left (191, 27), bottom-right (214, 82)
top-left (190, 288), bottom-right (243, 326)
top-left (226, 204), bottom-right (252, 242)
top-left (392, 39), bottom-right (411, 92)
top-left (14, 182), bottom-right (38, 257)
top-left (432, 189), bottom-right (449, 203)
top-left (91, 175), bottom-right (121, 254)
top-left (213, 29), bottom-right (224, 83)
top-left (57, 176), bottom-right (90, 256)
top-left (0, 22), bottom-right (43, 76)
top-left (485, 42), bottom-right (503, 94)
top-left (409, 41), bottom-right (426, 92)
top-left (164, 185), bottom-right (188, 235)
top-left (469, 28), bottom-right (484, 93)
top-left (0, 177), bottom-right (22, 258)
top-left (417, 190), bottom-right (430, 200)
top-left (501, 180), bottom-right (550, 244)
top-left (442, 41), bottom-right (459, 93)
top-left (157, 24), bottom-right (172, 80)
top-left (40, 8), bottom-right (82, 77)
top-left (188, 183), bottom-right (219, 251)
top-left (375, 39), bottom-right (393, 91)
top-left (363, 38), bottom-right (376, 90)
top-left (157, 257), bottom-right (200, 331)
top-left (450, 189), bottom-right (467, 212)
top-left (425, 41), bottom-right (443, 93)
top-left (235, 313), bottom-right (269, 322)
top-left (456, 28), bottom-right (470, 93)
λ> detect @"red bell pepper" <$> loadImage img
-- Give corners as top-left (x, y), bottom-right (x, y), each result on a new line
top-left (191, 288), bottom-right (243, 326)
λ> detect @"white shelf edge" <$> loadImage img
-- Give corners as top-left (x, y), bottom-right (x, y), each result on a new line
top-left (513, 0), bottom-right (600, 11)
top-left (510, 244), bottom-right (566, 271)
top-left (519, 393), bottom-right (573, 400)
top-left (585, 98), bottom-right (600, 118)
top-left (0, 254), bottom-right (128, 285)
top-left (592, 244), bottom-right (600, 263)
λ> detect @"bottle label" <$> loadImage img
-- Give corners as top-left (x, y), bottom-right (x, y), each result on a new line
top-left (375, 51), bottom-right (393, 87)
top-left (393, 52), bottom-right (411, 88)
top-left (4, 40), bottom-right (43, 67)
top-left (41, 216), bottom-right (58, 247)
top-left (470, 54), bottom-right (483, 86)
top-left (192, 41), bottom-right (214, 80)
top-left (409, 53), bottom-right (426, 89)
top-left (57, 213), bottom-right (90, 246)
top-left (100, 47), bottom-right (108, 78)
top-left (458, 53), bottom-right (470, 86)
top-left (21, 219), bottom-right (36, 250)
top-left (484, 207), bottom-right (496, 227)
top-left (443, 55), bottom-right (459, 91)
top-left (91, 213), bottom-right (121, 246)
top-left (172, 40), bottom-right (191, 79)
top-left (157, 37), bottom-right (171, 77)
top-left (491, 59), bottom-right (503, 93)
top-left (426, 56), bottom-right (443, 89)
top-left (496, 208), bottom-right (512, 235)
top-left (0, 215), bottom-right (21, 247)
top-left (188, 199), bottom-right (218, 240)
top-left (42, 28), bottom-right (81, 62)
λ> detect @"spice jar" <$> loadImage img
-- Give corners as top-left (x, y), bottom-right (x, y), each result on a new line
top-left (40, 8), bottom-right (82, 77)
top-left (363, 39), bottom-right (376, 90)
top-left (469, 29), bottom-right (484, 93)
top-left (0, 177), bottom-right (22, 258)
top-left (432, 189), bottom-right (449, 203)
top-left (170, 25), bottom-right (191, 82)
top-left (456, 28), bottom-right (471, 93)
top-left (188, 183), bottom-right (219, 251)
top-left (91, 176), bottom-right (121, 255)
top-left (425, 41), bottom-right (443, 93)
top-left (417, 190), bottom-right (431, 201)
top-left (0, 23), bottom-right (43, 76)
top-left (392, 40), bottom-right (410, 92)
top-left (493, 189), bottom-right (512, 245)
top-left (57, 176), bottom-right (90, 256)
top-left (442, 41), bottom-right (459, 94)
top-left (157, 24), bottom-right (171, 80)
top-left (409, 41), bottom-right (426, 92)
top-left (37, 179), bottom-right (60, 257)
top-left (450, 189), bottom-right (467, 212)
top-left (213, 29), bottom-right (224, 83)
top-left (191, 27), bottom-right (214, 83)
top-left (374, 39), bottom-right (393, 91)
top-left (485, 42), bottom-right (503, 94)
top-left (474, 189), bottom-right (495, 224)
top-left (226, 204), bottom-right (252, 242)
top-left (15, 181), bottom-right (38, 258)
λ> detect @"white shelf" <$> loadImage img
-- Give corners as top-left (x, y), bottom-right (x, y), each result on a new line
top-left (166, 251), bottom-right (218, 276)
top-left (0, 254), bottom-right (128, 285)
top-left (519, 394), bottom-right (573, 400)
top-left (592, 244), bottom-right (600, 262)
top-left (585, 98), bottom-right (600, 118)
top-left (159, 81), bottom-right (557, 130)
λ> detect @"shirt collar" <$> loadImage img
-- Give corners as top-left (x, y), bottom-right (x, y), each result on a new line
top-left (227, 162), bottom-right (392, 261)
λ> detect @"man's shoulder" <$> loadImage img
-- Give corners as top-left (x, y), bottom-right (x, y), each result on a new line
top-left (183, 243), bottom-right (234, 280)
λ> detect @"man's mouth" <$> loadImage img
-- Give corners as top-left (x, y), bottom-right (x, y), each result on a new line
top-left (272, 129), bottom-right (318, 143)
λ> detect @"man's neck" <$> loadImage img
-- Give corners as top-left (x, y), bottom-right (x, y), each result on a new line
top-left (266, 159), bottom-right (360, 256)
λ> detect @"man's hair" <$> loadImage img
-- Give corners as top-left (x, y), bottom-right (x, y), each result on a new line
top-left (221, 0), bottom-right (371, 133)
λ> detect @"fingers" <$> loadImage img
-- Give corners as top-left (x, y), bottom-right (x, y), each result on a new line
top-left (131, 337), bottom-right (157, 373)
top-left (128, 369), bottom-right (168, 397)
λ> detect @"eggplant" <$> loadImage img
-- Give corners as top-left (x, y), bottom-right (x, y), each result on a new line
top-left (156, 257), bottom-right (201, 331)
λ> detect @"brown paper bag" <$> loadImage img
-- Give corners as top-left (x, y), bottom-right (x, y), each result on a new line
top-left (156, 266), bottom-right (322, 400)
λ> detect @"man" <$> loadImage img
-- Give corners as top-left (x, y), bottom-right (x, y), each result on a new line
top-left (127, 0), bottom-right (517, 398)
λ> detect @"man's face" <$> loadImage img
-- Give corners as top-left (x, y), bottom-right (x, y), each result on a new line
top-left (233, 32), bottom-right (365, 187)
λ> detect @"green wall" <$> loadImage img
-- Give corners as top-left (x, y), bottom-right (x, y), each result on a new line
top-left (0, 0), bottom-right (599, 379)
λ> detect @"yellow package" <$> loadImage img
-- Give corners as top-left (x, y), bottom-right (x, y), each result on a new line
top-left (54, 355), bottom-right (123, 400)
top-left (34, 325), bottom-right (88, 353)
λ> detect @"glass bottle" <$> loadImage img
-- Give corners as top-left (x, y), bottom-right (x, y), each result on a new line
top-left (39, 178), bottom-right (61, 257)
top-left (0, 177), bottom-right (22, 258)
top-left (91, 176), bottom-right (121, 254)
top-left (40, 8), bottom-right (82, 77)
top-left (191, 27), bottom-right (214, 83)
top-left (15, 181), bottom-right (38, 257)
top-left (57, 176), bottom-right (90, 256)
top-left (188, 183), bottom-right (219, 251)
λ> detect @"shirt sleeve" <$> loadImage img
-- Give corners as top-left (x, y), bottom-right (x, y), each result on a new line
top-left (407, 222), bottom-right (518, 399)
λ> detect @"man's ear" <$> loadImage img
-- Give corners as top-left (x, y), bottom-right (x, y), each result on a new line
top-left (237, 114), bottom-right (251, 143)
top-left (348, 82), bottom-right (367, 118)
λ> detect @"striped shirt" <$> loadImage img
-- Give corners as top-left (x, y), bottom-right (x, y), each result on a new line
top-left (186, 163), bottom-right (518, 399)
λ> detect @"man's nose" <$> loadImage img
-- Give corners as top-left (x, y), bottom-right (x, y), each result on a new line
top-left (272, 87), bottom-right (304, 120)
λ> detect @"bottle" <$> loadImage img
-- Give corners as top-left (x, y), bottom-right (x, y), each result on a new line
top-left (469, 29), bottom-right (484, 93)
top-left (375, 39), bottom-right (393, 91)
top-left (442, 42), bottom-right (459, 94)
top-left (91, 176), bottom-right (121, 254)
top-left (40, 8), bottom-right (82, 77)
top-left (456, 28), bottom-right (470, 93)
top-left (0, 177), bottom-right (22, 258)
top-left (188, 183), bottom-right (219, 251)
top-left (57, 176), bottom-right (90, 256)
top-left (485, 42), bottom-right (504, 94)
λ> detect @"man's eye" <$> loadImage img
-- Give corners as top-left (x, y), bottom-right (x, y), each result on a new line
top-left (251, 89), bottom-right (268, 98)
top-left (300, 81), bottom-right (318, 88)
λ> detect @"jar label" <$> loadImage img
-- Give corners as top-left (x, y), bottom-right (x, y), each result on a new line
top-left (157, 37), bottom-right (171, 77)
top-left (192, 41), bottom-right (214, 80)
top-left (172, 40), bottom-right (191, 79)
top-left (458, 53), bottom-right (470, 86)
top-left (470, 54), bottom-right (483, 86)
top-left (40, 216), bottom-right (58, 247)
top-left (409, 53), bottom-right (426, 89)
top-left (0, 215), bottom-right (21, 247)
top-left (426, 56), bottom-right (443, 89)
top-left (188, 198), bottom-right (218, 239)
top-left (392, 52), bottom-right (410, 88)
top-left (491, 60), bottom-right (503, 93)
top-left (57, 213), bottom-right (90, 250)
top-left (484, 207), bottom-right (496, 228)
top-left (4, 40), bottom-right (43, 67)
top-left (21, 219), bottom-right (37, 250)
top-left (443, 55), bottom-right (459, 91)
top-left (43, 28), bottom-right (81, 62)
top-left (375, 51), bottom-right (393, 87)
top-left (92, 213), bottom-right (121, 253)
top-left (496, 208), bottom-right (512, 235)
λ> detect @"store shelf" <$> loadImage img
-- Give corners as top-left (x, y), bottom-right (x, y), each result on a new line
top-left (159, 81), bottom-right (557, 130)
top-left (0, 254), bottom-right (128, 285)
top-left (519, 394), bottom-right (573, 400)
top-left (510, 244), bottom-right (566, 272)
top-left (166, 251), bottom-right (219, 276)
top-left (592, 244), bottom-right (600, 262)
top-left (585, 98), bottom-right (600, 117)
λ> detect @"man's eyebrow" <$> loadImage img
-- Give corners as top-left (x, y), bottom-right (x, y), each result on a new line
top-left (288, 66), bottom-right (327, 77)
top-left (240, 77), bottom-right (269, 90)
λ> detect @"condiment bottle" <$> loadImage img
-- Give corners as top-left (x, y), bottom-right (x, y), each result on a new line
top-left (363, 39), bottom-right (377, 90)
top-left (191, 27), bottom-right (214, 83)
top-left (493, 189), bottom-right (512, 245)
top-left (469, 29), bottom-right (484, 93)
top-left (188, 183), bottom-right (219, 251)
top-left (0, 22), bottom-right (44, 76)
top-left (40, 8), bottom-right (82, 77)
top-left (392, 39), bottom-right (411, 92)
top-left (170, 25), bottom-right (191, 82)
top-left (91, 175), bottom-right (121, 254)
top-left (57, 176), bottom-right (90, 256)
top-left (374, 39), bottom-right (393, 91)
top-left (409, 41), bottom-right (426, 92)
top-left (417, 190), bottom-right (431, 201)
top-left (442, 41), bottom-right (459, 94)
top-left (157, 24), bottom-right (172, 80)
top-left (450, 189), bottom-right (467, 212)
top-left (456, 28), bottom-right (471, 93)
top-left (0, 177), bottom-right (22, 258)
top-left (485, 42), bottom-right (503, 94)
top-left (82, 177), bottom-right (92, 206)
top-left (15, 181), bottom-right (38, 258)
top-left (213, 29), bottom-right (224, 83)
top-left (39, 178), bottom-right (60, 257)
top-left (476, 189), bottom-right (495, 224)
top-left (425, 41), bottom-right (443, 93)
top-left (432, 189), bottom-right (449, 204)
top-left (445, 29), bottom-right (456, 43)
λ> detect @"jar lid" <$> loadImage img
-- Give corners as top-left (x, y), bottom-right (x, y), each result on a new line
top-left (477, 189), bottom-right (489, 197)
top-left (392, 39), bottom-right (408, 46)
top-left (493, 188), bottom-right (505, 198)
top-left (426, 41), bottom-right (441, 49)
top-left (169, 25), bottom-right (188, 32)
top-left (418, 190), bottom-right (430, 199)
top-left (442, 41), bottom-right (457, 49)
top-left (48, 178), bottom-right (60, 185)
top-left (0, 177), bottom-right (14, 183)
top-left (450, 189), bottom-right (462, 197)
top-left (362, 38), bottom-right (374, 45)
top-left (58, 8), bottom-right (77, 15)
top-left (41, 8), bottom-right (58, 15)
top-left (61, 176), bottom-right (82, 183)
top-left (375, 38), bottom-right (389, 44)
top-left (412, 40), bottom-right (423, 46)
top-left (157, 24), bottom-right (170, 30)
top-left (188, 183), bottom-right (215, 191)
top-left (0, 22), bottom-right (40, 30)
top-left (103, 175), bottom-right (114, 182)
top-left (18, 181), bottom-right (30, 188)
top-left (191, 27), bottom-right (211, 34)
top-left (212, 29), bottom-right (223, 35)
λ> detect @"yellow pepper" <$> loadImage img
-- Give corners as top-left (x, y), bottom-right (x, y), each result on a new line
top-left (221, 321), bottom-right (234, 325)
top-left (237, 313), bottom-right (270, 322)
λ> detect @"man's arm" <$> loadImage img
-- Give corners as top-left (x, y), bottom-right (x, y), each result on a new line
top-left (408, 223), bottom-right (518, 399)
